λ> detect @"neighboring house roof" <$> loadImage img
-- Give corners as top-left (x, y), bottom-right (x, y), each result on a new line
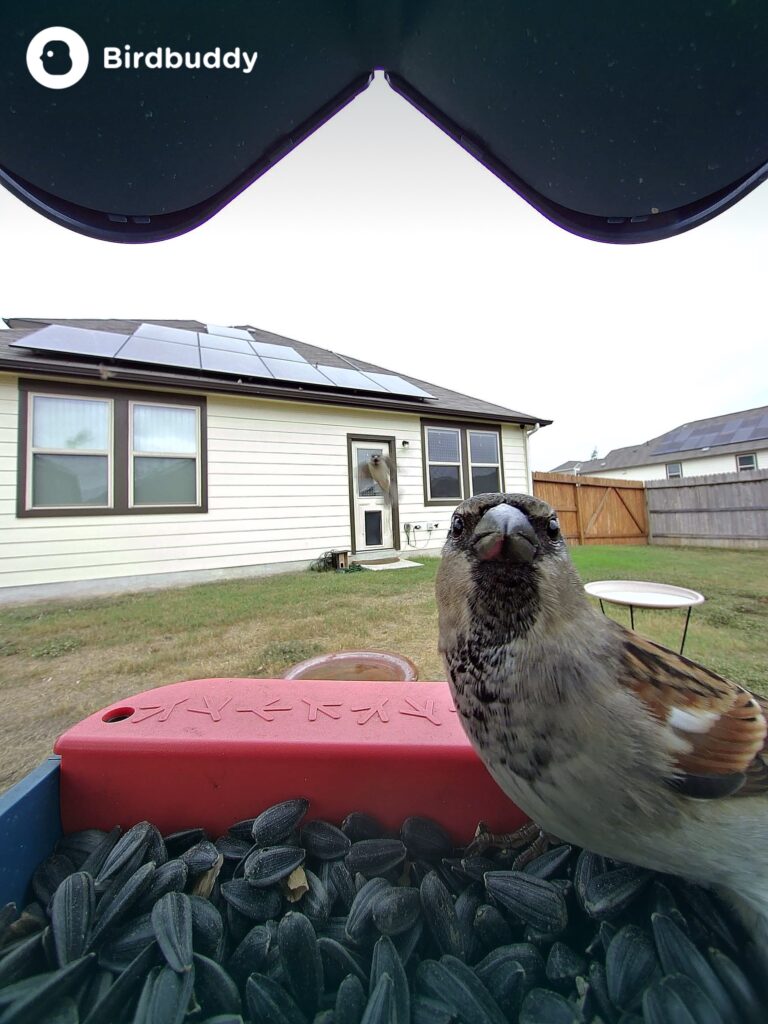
top-left (0, 318), bottom-right (550, 427)
top-left (551, 405), bottom-right (768, 473)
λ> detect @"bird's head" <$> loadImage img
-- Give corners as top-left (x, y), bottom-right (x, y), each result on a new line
top-left (436, 492), bottom-right (585, 648)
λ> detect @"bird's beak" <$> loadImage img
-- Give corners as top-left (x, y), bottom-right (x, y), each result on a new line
top-left (473, 504), bottom-right (539, 564)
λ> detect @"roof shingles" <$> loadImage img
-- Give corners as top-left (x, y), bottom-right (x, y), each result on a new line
top-left (0, 318), bottom-right (548, 427)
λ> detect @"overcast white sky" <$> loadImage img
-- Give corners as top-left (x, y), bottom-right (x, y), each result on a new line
top-left (1, 73), bottom-right (766, 471)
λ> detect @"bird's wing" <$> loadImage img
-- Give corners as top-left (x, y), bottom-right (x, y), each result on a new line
top-left (618, 630), bottom-right (768, 799)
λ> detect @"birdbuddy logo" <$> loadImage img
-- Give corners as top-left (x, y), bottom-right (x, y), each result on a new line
top-left (26, 27), bottom-right (259, 89)
top-left (26, 27), bottom-right (89, 89)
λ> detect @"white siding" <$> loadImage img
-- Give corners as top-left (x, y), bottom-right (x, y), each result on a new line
top-left (588, 447), bottom-right (768, 482)
top-left (0, 374), bottom-right (529, 589)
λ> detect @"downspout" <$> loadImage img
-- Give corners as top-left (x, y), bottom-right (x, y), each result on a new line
top-left (522, 422), bottom-right (540, 493)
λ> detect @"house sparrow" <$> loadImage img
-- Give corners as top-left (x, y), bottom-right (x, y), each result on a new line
top-left (436, 492), bottom-right (768, 953)
top-left (364, 453), bottom-right (396, 504)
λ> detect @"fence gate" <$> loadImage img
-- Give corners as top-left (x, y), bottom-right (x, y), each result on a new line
top-left (532, 472), bottom-right (648, 545)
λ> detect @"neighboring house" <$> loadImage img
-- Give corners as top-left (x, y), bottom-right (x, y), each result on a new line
top-left (550, 406), bottom-right (768, 482)
top-left (0, 318), bottom-right (550, 599)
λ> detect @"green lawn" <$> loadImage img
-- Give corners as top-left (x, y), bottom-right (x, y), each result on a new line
top-left (1, 544), bottom-right (766, 793)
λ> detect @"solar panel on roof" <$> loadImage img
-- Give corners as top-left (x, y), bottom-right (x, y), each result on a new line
top-left (250, 341), bottom-right (305, 362)
top-left (134, 323), bottom-right (199, 345)
top-left (10, 324), bottom-right (129, 358)
top-left (118, 336), bottom-right (201, 370)
top-left (316, 366), bottom-right (387, 391)
top-left (10, 324), bottom-right (441, 403)
top-left (363, 372), bottom-right (434, 399)
top-left (261, 358), bottom-right (333, 386)
top-left (653, 409), bottom-right (768, 455)
top-left (200, 348), bottom-right (270, 377)
top-left (206, 325), bottom-right (252, 341)
top-left (201, 333), bottom-right (255, 354)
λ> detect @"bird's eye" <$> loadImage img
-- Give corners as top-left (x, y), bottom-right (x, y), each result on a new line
top-left (451, 515), bottom-right (465, 538)
top-left (547, 518), bottom-right (560, 537)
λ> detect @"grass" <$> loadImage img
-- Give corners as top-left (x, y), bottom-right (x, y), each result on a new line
top-left (0, 544), bottom-right (766, 794)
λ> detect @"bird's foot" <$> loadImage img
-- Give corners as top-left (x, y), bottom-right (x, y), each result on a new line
top-left (467, 820), bottom-right (562, 868)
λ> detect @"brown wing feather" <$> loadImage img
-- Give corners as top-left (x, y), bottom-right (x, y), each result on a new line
top-left (618, 629), bottom-right (767, 799)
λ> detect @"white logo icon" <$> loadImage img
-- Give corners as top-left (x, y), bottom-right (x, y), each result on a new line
top-left (26, 27), bottom-right (89, 89)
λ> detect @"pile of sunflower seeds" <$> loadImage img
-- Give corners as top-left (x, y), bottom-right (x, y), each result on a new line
top-left (0, 798), bottom-right (763, 1023)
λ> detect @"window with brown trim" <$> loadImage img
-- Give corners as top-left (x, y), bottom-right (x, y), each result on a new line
top-left (421, 420), bottom-right (504, 505)
top-left (18, 382), bottom-right (207, 517)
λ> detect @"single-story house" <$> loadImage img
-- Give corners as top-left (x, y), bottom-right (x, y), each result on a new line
top-left (0, 318), bottom-right (550, 601)
top-left (551, 406), bottom-right (768, 482)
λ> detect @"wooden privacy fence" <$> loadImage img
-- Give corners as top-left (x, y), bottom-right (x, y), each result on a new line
top-left (532, 472), bottom-right (648, 545)
top-left (646, 467), bottom-right (768, 549)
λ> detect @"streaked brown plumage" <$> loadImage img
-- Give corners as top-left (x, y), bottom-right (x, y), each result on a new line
top-left (436, 492), bottom-right (768, 956)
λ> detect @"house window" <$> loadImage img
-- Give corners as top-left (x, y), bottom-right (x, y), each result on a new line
top-left (666, 462), bottom-right (683, 479)
top-left (130, 403), bottom-right (201, 507)
top-left (468, 430), bottom-right (501, 495)
top-left (422, 421), bottom-right (503, 504)
top-left (737, 453), bottom-right (757, 472)
top-left (19, 383), bottom-right (206, 517)
top-left (425, 426), bottom-right (463, 499)
top-left (28, 395), bottom-right (112, 509)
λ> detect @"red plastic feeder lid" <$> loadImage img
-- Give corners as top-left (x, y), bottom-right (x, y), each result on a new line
top-left (55, 678), bottom-right (527, 841)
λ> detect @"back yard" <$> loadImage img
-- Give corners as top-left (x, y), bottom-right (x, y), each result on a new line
top-left (1, 544), bottom-right (766, 793)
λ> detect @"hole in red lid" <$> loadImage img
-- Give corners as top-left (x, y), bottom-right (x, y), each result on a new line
top-left (102, 706), bottom-right (135, 723)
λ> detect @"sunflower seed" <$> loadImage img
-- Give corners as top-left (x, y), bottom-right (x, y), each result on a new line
top-left (523, 846), bottom-right (573, 881)
top-left (707, 947), bottom-right (762, 1024)
top-left (518, 987), bottom-right (582, 1023)
top-left (545, 943), bottom-right (587, 993)
top-left (605, 924), bottom-right (659, 1012)
top-left (582, 867), bottom-right (652, 920)
top-left (151, 891), bottom-right (193, 973)
top-left (473, 904), bottom-right (513, 951)
top-left (301, 870), bottom-right (332, 926)
top-left (0, 953), bottom-right (95, 1024)
top-left (95, 822), bottom-right (153, 889)
top-left (134, 962), bottom-right (194, 1024)
top-left (401, 818), bottom-right (452, 861)
top-left (91, 860), bottom-right (156, 944)
top-left (420, 871), bottom-right (465, 960)
top-left (194, 951), bottom-right (242, 1017)
top-left (220, 879), bottom-right (283, 922)
top-left (301, 821), bottom-right (352, 861)
top-left (641, 976), bottom-right (698, 1024)
top-left (55, 830), bottom-right (110, 869)
top-left (361, 972), bottom-right (394, 1024)
top-left (329, 862), bottom-right (357, 913)
top-left (346, 878), bottom-right (391, 945)
top-left (49, 872), bottom-right (94, 967)
top-left (416, 956), bottom-right (507, 1024)
top-left (318, 938), bottom-right (369, 987)
top-left (335, 974), bottom-right (368, 1024)
top-left (31, 855), bottom-right (76, 908)
top-left (190, 894), bottom-right (224, 961)
top-left (371, 936), bottom-right (409, 1024)
top-left (252, 800), bottom-right (311, 847)
top-left (341, 813), bottom-right (385, 844)
top-left (371, 887), bottom-right (421, 937)
top-left (484, 872), bottom-right (568, 934)
top-left (97, 913), bottom-right (154, 972)
top-left (346, 841), bottom-right (407, 879)
top-left (246, 972), bottom-right (308, 1024)
top-left (81, 940), bottom-right (158, 1024)
top-left (279, 911), bottom-right (324, 1016)
top-left (412, 995), bottom-right (454, 1024)
top-left (245, 847), bottom-right (306, 888)
top-left (573, 850), bottom-right (607, 912)
top-left (226, 922), bottom-right (271, 987)
top-left (475, 944), bottom-right (545, 991)
top-left (652, 914), bottom-right (738, 1022)
top-left (163, 828), bottom-right (207, 857)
